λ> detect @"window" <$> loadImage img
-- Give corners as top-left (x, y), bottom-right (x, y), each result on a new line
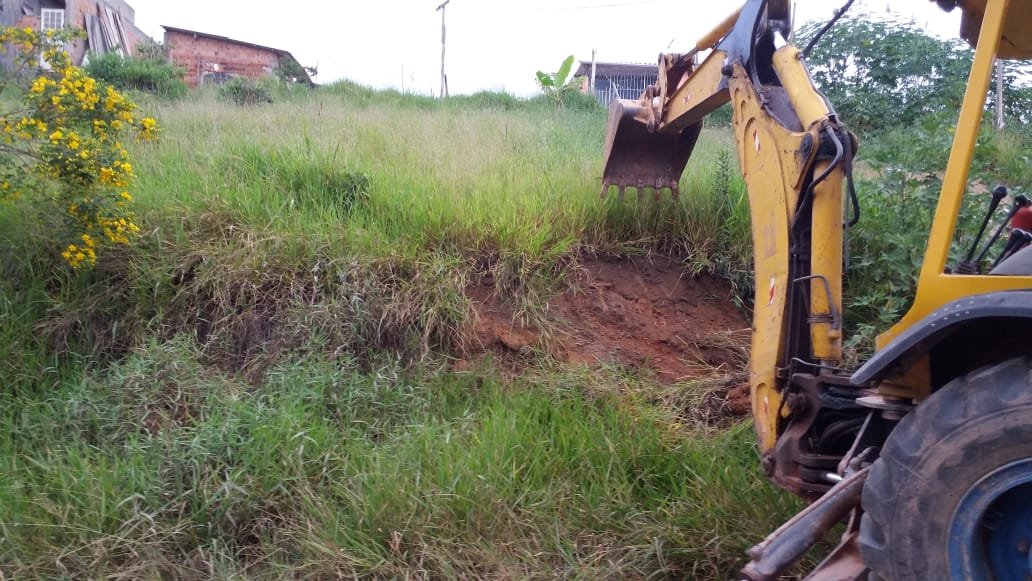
top-left (39, 9), bottom-right (65, 69)
top-left (201, 71), bottom-right (235, 86)
top-left (41, 8), bottom-right (64, 31)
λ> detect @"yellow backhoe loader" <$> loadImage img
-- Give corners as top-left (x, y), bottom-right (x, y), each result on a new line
top-left (601, 0), bottom-right (1032, 578)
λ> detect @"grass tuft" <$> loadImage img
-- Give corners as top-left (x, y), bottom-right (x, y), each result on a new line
top-left (0, 84), bottom-right (800, 577)
top-left (0, 340), bottom-right (799, 577)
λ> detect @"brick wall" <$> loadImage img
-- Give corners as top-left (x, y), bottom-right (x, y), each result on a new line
top-left (165, 29), bottom-right (280, 89)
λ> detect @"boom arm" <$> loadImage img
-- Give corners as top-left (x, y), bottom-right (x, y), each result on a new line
top-left (602, 0), bottom-right (1032, 578)
top-left (602, 0), bottom-right (853, 481)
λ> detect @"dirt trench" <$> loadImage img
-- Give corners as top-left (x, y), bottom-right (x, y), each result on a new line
top-left (468, 256), bottom-right (752, 392)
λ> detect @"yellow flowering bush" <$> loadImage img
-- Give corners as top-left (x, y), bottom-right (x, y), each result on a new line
top-left (0, 27), bottom-right (158, 268)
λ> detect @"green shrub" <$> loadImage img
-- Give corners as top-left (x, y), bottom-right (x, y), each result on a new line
top-left (558, 87), bottom-right (604, 113)
top-left (449, 91), bottom-right (524, 110)
top-left (218, 77), bottom-right (275, 106)
top-left (84, 48), bottom-right (186, 98)
top-left (843, 113), bottom-right (1015, 357)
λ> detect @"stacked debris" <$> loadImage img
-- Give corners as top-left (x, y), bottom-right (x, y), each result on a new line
top-left (85, 2), bottom-right (132, 57)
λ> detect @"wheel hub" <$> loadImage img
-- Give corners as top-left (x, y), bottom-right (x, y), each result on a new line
top-left (948, 458), bottom-right (1032, 581)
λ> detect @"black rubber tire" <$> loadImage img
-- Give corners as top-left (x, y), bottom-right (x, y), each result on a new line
top-left (859, 356), bottom-right (1032, 580)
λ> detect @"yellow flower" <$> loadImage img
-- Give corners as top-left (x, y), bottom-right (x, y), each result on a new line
top-left (30, 77), bottom-right (50, 94)
top-left (98, 166), bottom-right (115, 184)
top-left (61, 243), bottom-right (91, 268)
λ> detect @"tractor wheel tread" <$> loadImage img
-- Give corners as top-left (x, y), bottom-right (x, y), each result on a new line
top-left (859, 356), bottom-right (1032, 580)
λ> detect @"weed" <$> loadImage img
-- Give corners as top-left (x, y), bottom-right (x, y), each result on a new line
top-left (84, 49), bottom-right (188, 98)
top-left (844, 111), bottom-right (1011, 358)
top-left (219, 78), bottom-right (275, 106)
top-left (0, 342), bottom-right (798, 578)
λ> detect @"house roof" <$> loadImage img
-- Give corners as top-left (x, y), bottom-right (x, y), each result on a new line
top-left (574, 61), bottom-right (657, 77)
top-left (161, 25), bottom-right (313, 85)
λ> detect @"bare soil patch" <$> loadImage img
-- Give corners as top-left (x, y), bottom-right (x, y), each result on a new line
top-left (470, 256), bottom-right (751, 385)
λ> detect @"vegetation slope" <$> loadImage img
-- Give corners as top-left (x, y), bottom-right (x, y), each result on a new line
top-left (3, 15), bottom-right (1032, 576)
top-left (0, 85), bottom-right (794, 578)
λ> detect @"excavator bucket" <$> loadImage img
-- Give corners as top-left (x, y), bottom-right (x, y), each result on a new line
top-left (601, 99), bottom-right (703, 198)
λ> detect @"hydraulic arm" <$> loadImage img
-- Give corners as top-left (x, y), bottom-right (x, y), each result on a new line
top-left (599, 0), bottom-right (1032, 578)
top-left (602, 0), bottom-right (852, 472)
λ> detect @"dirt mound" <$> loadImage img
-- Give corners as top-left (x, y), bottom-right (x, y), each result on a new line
top-left (470, 256), bottom-right (751, 384)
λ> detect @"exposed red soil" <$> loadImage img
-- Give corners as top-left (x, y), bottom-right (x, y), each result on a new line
top-left (469, 256), bottom-right (752, 387)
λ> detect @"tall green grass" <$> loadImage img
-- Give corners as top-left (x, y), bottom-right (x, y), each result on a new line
top-left (0, 84), bottom-right (774, 577)
top-left (12, 75), bottom-right (1015, 576)
top-left (0, 339), bottom-right (800, 578)
top-left (132, 87), bottom-right (748, 266)
top-left (0, 85), bottom-right (752, 381)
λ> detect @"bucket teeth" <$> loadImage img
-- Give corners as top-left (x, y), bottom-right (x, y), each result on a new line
top-left (601, 181), bottom-right (682, 200)
top-left (600, 98), bottom-right (702, 203)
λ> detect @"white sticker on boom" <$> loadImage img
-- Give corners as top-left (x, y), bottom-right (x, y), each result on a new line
top-left (768, 276), bottom-right (776, 306)
top-left (754, 129), bottom-right (761, 152)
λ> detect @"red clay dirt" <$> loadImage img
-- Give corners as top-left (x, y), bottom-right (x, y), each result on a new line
top-left (469, 256), bottom-right (752, 386)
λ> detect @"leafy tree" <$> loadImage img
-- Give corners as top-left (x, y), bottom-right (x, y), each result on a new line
top-left (535, 55), bottom-right (582, 108)
top-left (798, 15), bottom-right (972, 133)
top-left (0, 27), bottom-right (156, 268)
top-left (276, 55), bottom-right (317, 85)
top-left (793, 14), bottom-right (1032, 353)
top-left (799, 13), bottom-right (1032, 132)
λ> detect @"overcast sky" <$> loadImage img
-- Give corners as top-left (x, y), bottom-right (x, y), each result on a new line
top-left (130, 0), bottom-right (961, 96)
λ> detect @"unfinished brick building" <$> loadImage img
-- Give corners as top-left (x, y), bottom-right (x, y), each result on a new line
top-left (0, 0), bottom-right (149, 64)
top-left (163, 26), bottom-right (312, 89)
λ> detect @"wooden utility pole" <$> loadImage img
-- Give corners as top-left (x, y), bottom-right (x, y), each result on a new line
top-left (790, 1), bottom-right (797, 42)
top-left (995, 59), bottom-right (1005, 130)
top-left (436, 0), bottom-right (451, 99)
top-left (590, 49), bottom-right (596, 96)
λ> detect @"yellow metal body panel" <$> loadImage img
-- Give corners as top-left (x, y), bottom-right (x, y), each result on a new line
top-left (729, 48), bottom-right (845, 450)
top-left (731, 71), bottom-right (796, 451)
top-left (879, 0), bottom-right (1031, 353)
top-left (659, 50), bottom-right (732, 133)
top-left (809, 164), bottom-right (844, 362)
top-left (772, 47), bottom-right (844, 363)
